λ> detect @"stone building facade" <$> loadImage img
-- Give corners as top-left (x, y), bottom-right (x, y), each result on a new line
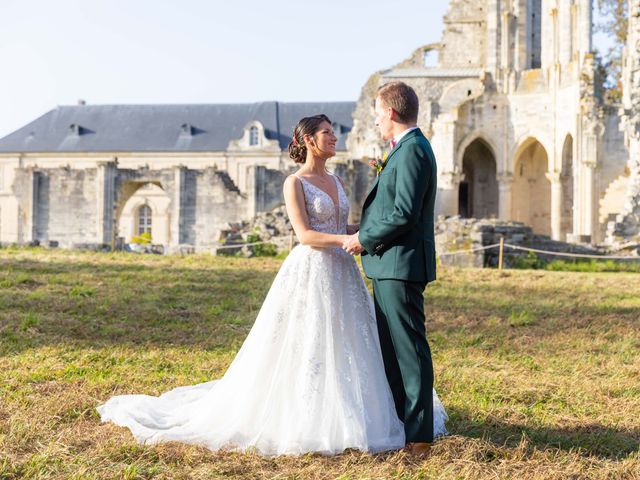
top-left (0, 103), bottom-right (368, 251)
top-left (2, 0), bottom-right (639, 252)
top-left (347, 0), bottom-right (635, 245)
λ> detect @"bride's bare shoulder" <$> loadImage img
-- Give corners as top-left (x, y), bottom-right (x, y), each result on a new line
top-left (283, 175), bottom-right (305, 199)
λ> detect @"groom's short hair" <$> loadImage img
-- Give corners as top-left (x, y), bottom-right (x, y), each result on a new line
top-left (377, 81), bottom-right (419, 124)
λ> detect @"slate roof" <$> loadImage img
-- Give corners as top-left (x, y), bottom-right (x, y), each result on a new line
top-left (0, 102), bottom-right (355, 153)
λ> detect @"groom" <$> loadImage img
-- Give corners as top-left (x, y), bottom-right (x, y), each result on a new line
top-left (343, 81), bottom-right (437, 454)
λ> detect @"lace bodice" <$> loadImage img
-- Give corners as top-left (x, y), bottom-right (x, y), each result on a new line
top-left (296, 175), bottom-right (349, 235)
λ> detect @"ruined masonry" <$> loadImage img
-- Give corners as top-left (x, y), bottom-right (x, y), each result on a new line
top-left (1, 0), bottom-right (640, 252)
top-left (349, 0), bottom-right (638, 246)
top-left (607, 0), bottom-right (640, 245)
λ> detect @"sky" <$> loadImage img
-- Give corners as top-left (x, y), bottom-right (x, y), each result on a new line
top-left (0, 0), bottom-right (450, 138)
top-left (0, 1), bottom-right (617, 140)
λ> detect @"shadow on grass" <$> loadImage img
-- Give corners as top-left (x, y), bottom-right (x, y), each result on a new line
top-left (447, 406), bottom-right (640, 460)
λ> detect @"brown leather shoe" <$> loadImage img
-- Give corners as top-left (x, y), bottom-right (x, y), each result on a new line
top-left (404, 442), bottom-right (432, 456)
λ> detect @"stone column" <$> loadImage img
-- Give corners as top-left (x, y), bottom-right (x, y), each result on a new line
top-left (501, 10), bottom-right (513, 72)
top-left (247, 165), bottom-right (266, 218)
top-left (559, 0), bottom-right (572, 65)
top-left (579, 160), bottom-right (596, 242)
top-left (578, 0), bottom-right (593, 60)
top-left (24, 168), bottom-right (39, 244)
top-left (171, 166), bottom-right (186, 246)
top-left (485, 0), bottom-right (501, 76)
top-left (96, 161), bottom-right (117, 247)
top-left (546, 171), bottom-right (563, 240)
top-left (436, 170), bottom-right (463, 217)
top-left (497, 172), bottom-right (514, 221)
top-left (431, 115), bottom-right (458, 218)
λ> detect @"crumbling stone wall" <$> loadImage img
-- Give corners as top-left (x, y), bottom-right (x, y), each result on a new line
top-left (13, 167), bottom-right (99, 248)
top-left (608, 0), bottom-right (640, 245)
top-left (439, 0), bottom-right (487, 68)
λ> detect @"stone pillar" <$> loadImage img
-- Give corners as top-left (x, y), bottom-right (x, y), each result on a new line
top-left (497, 173), bottom-right (514, 221)
top-left (436, 170), bottom-right (463, 217)
top-left (546, 171), bottom-right (563, 240)
top-left (582, 161), bottom-right (596, 241)
top-left (248, 165), bottom-right (266, 218)
top-left (431, 114), bottom-right (458, 218)
top-left (485, 0), bottom-right (501, 76)
top-left (96, 161), bottom-right (117, 247)
top-left (501, 10), bottom-right (514, 73)
top-left (559, 0), bottom-right (572, 64)
top-left (578, 0), bottom-right (593, 60)
top-left (171, 166), bottom-right (186, 246)
top-left (571, 158), bottom-right (596, 243)
top-left (24, 168), bottom-right (39, 244)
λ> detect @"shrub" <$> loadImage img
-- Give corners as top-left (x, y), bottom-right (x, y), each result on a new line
top-left (246, 233), bottom-right (277, 257)
top-left (131, 232), bottom-right (152, 245)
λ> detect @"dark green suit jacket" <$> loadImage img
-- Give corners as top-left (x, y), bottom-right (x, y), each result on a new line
top-left (359, 128), bottom-right (437, 283)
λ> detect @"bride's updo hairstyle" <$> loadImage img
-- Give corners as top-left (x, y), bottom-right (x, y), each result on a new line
top-left (288, 114), bottom-right (331, 164)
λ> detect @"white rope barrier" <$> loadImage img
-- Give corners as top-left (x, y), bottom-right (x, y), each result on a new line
top-left (502, 244), bottom-right (638, 260)
top-left (438, 243), bottom-right (502, 256)
top-left (213, 241), bottom-right (267, 250)
top-left (438, 242), bottom-right (639, 260)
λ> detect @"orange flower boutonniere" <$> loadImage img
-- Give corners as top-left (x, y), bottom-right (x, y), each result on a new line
top-left (369, 151), bottom-right (389, 176)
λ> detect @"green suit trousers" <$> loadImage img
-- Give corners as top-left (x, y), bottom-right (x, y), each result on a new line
top-left (372, 278), bottom-right (434, 443)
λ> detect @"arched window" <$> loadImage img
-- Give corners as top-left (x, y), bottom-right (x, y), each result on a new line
top-left (137, 205), bottom-right (152, 235)
top-left (249, 126), bottom-right (259, 146)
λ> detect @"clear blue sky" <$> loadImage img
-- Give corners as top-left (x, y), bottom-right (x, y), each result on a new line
top-left (0, 0), bottom-right (449, 138)
top-left (0, 1), bottom-right (614, 139)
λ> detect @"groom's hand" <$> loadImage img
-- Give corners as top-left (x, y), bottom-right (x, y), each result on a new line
top-left (343, 234), bottom-right (364, 255)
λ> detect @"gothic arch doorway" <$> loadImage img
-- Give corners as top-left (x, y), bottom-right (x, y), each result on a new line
top-left (512, 139), bottom-right (551, 235)
top-left (560, 135), bottom-right (574, 240)
top-left (458, 138), bottom-right (499, 218)
top-left (116, 182), bottom-right (171, 246)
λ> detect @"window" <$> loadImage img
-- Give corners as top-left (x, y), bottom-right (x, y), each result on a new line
top-left (137, 205), bottom-right (152, 235)
top-left (423, 49), bottom-right (438, 67)
top-left (249, 126), bottom-right (259, 146)
top-left (529, 0), bottom-right (542, 68)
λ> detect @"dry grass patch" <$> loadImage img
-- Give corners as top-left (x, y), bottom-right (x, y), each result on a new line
top-left (0, 248), bottom-right (639, 479)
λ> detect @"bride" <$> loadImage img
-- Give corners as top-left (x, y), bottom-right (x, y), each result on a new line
top-left (97, 114), bottom-right (447, 456)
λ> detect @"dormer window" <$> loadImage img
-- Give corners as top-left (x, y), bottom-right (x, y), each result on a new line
top-left (249, 126), bottom-right (259, 146)
top-left (181, 123), bottom-right (193, 137)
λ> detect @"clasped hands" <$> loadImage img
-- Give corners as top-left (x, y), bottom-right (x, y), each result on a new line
top-left (343, 234), bottom-right (364, 256)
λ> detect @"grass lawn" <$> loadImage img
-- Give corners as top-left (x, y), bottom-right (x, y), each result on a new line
top-left (0, 248), bottom-right (638, 479)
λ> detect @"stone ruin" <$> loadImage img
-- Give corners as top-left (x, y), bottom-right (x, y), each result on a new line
top-left (606, 0), bottom-right (640, 250)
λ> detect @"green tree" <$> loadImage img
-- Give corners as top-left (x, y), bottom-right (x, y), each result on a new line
top-left (595, 0), bottom-right (628, 102)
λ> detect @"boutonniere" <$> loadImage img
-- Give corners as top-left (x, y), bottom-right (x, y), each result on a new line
top-left (369, 151), bottom-right (388, 176)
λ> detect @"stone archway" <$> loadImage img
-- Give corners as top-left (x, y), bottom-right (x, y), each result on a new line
top-left (560, 135), bottom-right (574, 240)
top-left (458, 139), bottom-right (499, 218)
top-left (512, 139), bottom-right (551, 235)
top-left (117, 182), bottom-right (171, 245)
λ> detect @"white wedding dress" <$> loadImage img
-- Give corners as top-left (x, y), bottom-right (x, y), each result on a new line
top-left (98, 174), bottom-right (447, 455)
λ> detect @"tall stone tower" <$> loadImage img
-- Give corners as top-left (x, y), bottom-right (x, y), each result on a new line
top-left (348, 0), bottom-right (626, 244)
top-left (609, 1), bottom-right (640, 244)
